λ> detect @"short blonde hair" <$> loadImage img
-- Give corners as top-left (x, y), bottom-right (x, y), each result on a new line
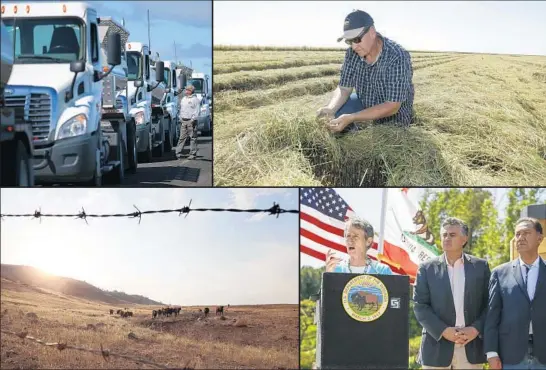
top-left (185, 85), bottom-right (195, 91)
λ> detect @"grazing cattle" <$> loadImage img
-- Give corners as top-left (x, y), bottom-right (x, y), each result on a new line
top-left (216, 306), bottom-right (224, 316)
top-left (152, 310), bottom-right (157, 319)
top-left (177, 307), bottom-right (181, 315)
top-left (350, 291), bottom-right (379, 311)
top-left (110, 309), bottom-right (114, 315)
top-left (204, 307), bottom-right (209, 317)
top-left (116, 309), bottom-right (122, 315)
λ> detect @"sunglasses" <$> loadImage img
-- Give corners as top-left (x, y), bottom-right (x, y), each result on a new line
top-left (345, 27), bottom-right (371, 46)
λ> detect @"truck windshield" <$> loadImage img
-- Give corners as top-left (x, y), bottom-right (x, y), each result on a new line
top-left (3, 17), bottom-right (84, 63)
top-left (188, 78), bottom-right (204, 94)
top-left (126, 51), bottom-right (142, 80)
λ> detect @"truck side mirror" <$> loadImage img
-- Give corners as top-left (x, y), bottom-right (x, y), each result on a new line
top-left (107, 33), bottom-right (122, 66)
top-left (155, 61), bottom-right (164, 82)
top-left (180, 75), bottom-right (187, 89)
top-left (70, 60), bottom-right (85, 73)
top-left (134, 80), bottom-right (143, 88)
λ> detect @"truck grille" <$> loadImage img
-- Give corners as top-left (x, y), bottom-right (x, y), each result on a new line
top-left (4, 93), bottom-right (52, 143)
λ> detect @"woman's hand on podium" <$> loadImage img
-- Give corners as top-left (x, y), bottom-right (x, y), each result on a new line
top-left (325, 249), bottom-right (342, 272)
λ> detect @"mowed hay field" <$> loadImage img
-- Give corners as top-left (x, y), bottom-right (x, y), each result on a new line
top-left (1, 279), bottom-right (298, 369)
top-left (213, 46), bottom-right (546, 186)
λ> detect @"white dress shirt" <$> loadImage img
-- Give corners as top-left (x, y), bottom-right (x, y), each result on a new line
top-left (446, 253), bottom-right (466, 348)
top-left (486, 256), bottom-right (541, 360)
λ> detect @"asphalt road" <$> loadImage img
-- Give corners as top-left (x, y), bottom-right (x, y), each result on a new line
top-left (122, 135), bottom-right (212, 187)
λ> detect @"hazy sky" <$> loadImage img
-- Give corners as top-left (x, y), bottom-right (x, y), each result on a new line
top-left (0, 188), bottom-right (298, 306)
top-left (300, 188), bottom-right (545, 268)
top-left (93, 1), bottom-right (212, 87)
top-left (214, 1), bottom-right (546, 55)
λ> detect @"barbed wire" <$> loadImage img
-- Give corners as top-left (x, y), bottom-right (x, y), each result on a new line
top-left (0, 200), bottom-right (299, 224)
top-left (1, 329), bottom-right (192, 369)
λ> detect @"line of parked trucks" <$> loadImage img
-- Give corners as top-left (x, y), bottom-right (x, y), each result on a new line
top-left (0, 2), bottom-right (211, 186)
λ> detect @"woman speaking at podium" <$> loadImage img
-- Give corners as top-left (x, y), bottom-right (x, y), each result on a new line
top-left (325, 217), bottom-right (394, 275)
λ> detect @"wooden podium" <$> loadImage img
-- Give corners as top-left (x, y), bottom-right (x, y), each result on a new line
top-left (316, 273), bottom-right (410, 369)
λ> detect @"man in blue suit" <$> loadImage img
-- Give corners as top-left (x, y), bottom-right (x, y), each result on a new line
top-left (484, 217), bottom-right (546, 369)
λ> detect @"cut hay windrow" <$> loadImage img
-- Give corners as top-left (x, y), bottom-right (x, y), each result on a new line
top-left (214, 50), bottom-right (546, 186)
top-left (213, 64), bottom-right (342, 92)
top-left (214, 45), bottom-right (346, 51)
top-left (214, 51), bottom-right (345, 64)
top-left (215, 77), bottom-right (340, 112)
top-left (214, 57), bottom-right (345, 74)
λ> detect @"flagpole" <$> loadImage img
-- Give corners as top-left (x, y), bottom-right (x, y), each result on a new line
top-left (378, 188), bottom-right (388, 255)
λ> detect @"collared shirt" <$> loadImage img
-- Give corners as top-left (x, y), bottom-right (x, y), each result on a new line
top-left (179, 94), bottom-right (200, 120)
top-left (339, 34), bottom-right (414, 127)
top-left (445, 253), bottom-right (466, 347)
top-left (520, 256), bottom-right (540, 334)
top-left (333, 258), bottom-right (394, 275)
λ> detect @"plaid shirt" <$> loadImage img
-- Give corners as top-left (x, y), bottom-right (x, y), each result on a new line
top-left (339, 34), bottom-right (414, 126)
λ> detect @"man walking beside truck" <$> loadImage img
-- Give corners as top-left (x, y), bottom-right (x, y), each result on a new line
top-left (175, 84), bottom-right (200, 160)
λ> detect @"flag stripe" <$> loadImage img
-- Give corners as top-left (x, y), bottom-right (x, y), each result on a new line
top-left (301, 204), bottom-right (347, 230)
top-left (301, 219), bottom-right (346, 247)
top-left (301, 210), bottom-right (345, 238)
top-left (301, 228), bottom-right (346, 253)
top-left (300, 244), bottom-right (325, 261)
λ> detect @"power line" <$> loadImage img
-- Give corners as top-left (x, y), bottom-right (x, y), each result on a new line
top-left (0, 201), bottom-right (299, 224)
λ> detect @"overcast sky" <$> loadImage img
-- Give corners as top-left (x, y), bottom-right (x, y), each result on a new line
top-left (300, 187), bottom-right (545, 268)
top-left (214, 1), bottom-right (546, 55)
top-left (1, 188), bottom-right (298, 306)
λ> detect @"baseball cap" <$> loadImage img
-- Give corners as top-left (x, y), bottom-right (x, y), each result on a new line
top-left (337, 10), bottom-right (374, 42)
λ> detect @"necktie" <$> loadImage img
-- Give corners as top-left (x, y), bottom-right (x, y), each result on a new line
top-left (524, 265), bottom-right (531, 297)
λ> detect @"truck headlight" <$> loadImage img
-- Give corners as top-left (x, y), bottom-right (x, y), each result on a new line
top-left (135, 111), bottom-right (145, 125)
top-left (57, 114), bottom-right (87, 139)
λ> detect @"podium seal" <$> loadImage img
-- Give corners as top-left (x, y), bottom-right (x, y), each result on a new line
top-left (342, 275), bottom-right (389, 322)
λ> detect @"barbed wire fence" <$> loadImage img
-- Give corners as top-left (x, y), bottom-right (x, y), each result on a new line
top-left (0, 202), bottom-right (298, 368)
top-left (1, 329), bottom-right (191, 369)
top-left (0, 200), bottom-right (299, 224)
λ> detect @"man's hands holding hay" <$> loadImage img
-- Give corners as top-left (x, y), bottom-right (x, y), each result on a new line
top-left (316, 107), bottom-right (354, 133)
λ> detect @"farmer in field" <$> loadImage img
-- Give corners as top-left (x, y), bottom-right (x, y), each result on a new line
top-left (176, 84), bottom-right (200, 160)
top-left (317, 9), bottom-right (414, 132)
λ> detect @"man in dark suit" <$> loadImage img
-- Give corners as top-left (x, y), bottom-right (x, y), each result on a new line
top-left (484, 217), bottom-right (546, 369)
top-left (413, 217), bottom-right (490, 369)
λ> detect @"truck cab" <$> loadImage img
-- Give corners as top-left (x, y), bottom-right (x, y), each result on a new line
top-left (125, 41), bottom-right (164, 162)
top-left (187, 72), bottom-right (211, 136)
top-left (1, 18), bottom-right (34, 186)
top-left (0, 1), bottom-right (136, 185)
top-left (151, 60), bottom-right (179, 153)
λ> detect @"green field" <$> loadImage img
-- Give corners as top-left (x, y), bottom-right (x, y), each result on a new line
top-left (213, 46), bottom-right (546, 186)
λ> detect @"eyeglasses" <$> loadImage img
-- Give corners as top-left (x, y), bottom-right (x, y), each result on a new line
top-left (345, 27), bottom-right (370, 46)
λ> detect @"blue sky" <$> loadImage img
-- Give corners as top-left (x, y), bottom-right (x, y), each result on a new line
top-left (92, 1), bottom-right (211, 85)
top-left (0, 188), bottom-right (298, 306)
top-left (214, 1), bottom-right (546, 55)
top-left (301, 188), bottom-right (546, 268)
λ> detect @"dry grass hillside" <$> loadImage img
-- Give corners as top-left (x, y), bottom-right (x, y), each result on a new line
top-left (1, 276), bottom-right (298, 369)
top-left (213, 46), bottom-right (546, 186)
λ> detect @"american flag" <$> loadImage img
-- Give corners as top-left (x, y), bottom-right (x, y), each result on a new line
top-left (300, 188), bottom-right (405, 275)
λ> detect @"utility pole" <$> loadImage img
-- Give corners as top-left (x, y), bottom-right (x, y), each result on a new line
top-left (147, 10), bottom-right (151, 51)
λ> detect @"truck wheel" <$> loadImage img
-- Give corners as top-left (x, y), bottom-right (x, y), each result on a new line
top-left (127, 121), bottom-right (138, 174)
top-left (88, 147), bottom-right (102, 186)
top-left (0, 140), bottom-right (32, 186)
top-left (164, 118), bottom-right (173, 151)
top-left (111, 136), bottom-right (125, 185)
top-left (144, 128), bottom-right (153, 163)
